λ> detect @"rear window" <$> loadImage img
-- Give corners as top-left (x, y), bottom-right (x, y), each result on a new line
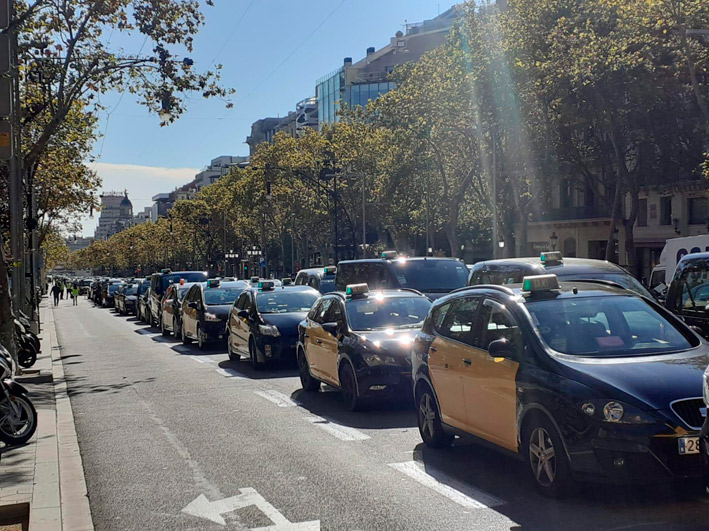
top-left (560, 272), bottom-right (652, 299)
top-left (471, 265), bottom-right (530, 285)
top-left (162, 272), bottom-right (207, 292)
top-left (526, 295), bottom-right (695, 357)
top-left (319, 278), bottom-right (336, 294)
top-left (336, 263), bottom-right (389, 291)
top-left (125, 286), bottom-right (138, 296)
top-left (390, 260), bottom-right (468, 293)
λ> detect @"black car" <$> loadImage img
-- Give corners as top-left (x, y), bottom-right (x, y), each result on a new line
top-left (228, 283), bottom-right (320, 368)
top-left (335, 253), bottom-right (469, 300)
top-left (294, 266), bottom-right (337, 294)
top-left (181, 280), bottom-right (249, 348)
top-left (149, 270), bottom-right (208, 328)
top-left (468, 251), bottom-right (654, 299)
top-left (104, 280), bottom-right (124, 308)
top-left (297, 284), bottom-right (432, 410)
top-left (412, 274), bottom-right (708, 495)
top-left (665, 252), bottom-right (709, 337)
top-left (115, 283), bottom-right (139, 315)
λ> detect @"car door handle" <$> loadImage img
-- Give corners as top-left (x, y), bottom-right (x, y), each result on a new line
top-left (463, 359), bottom-right (472, 366)
top-left (429, 347), bottom-right (437, 353)
top-left (304, 334), bottom-right (309, 338)
top-left (316, 339), bottom-right (323, 344)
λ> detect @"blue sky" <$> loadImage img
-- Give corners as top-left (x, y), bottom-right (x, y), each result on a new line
top-left (81, 0), bottom-right (458, 236)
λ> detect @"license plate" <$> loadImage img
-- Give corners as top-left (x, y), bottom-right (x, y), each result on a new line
top-left (678, 436), bottom-right (700, 455)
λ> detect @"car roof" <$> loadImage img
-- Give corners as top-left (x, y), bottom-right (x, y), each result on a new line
top-left (330, 288), bottom-right (429, 300)
top-left (678, 252), bottom-right (709, 264)
top-left (337, 257), bottom-right (461, 265)
top-left (298, 268), bottom-right (324, 275)
top-left (196, 280), bottom-right (249, 289)
top-left (249, 285), bottom-right (318, 293)
top-left (473, 257), bottom-right (625, 275)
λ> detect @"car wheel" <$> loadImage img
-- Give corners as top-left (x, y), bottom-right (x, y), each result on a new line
top-left (174, 318), bottom-right (181, 340)
top-left (197, 326), bottom-right (205, 350)
top-left (161, 316), bottom-right (170, 337)
top-left (249, 338), bottom-right (263, 370)
top-left (227, 337), bottom-right (238, 361)
top-left (182, 322), bottom-right (193, 345)
top-left (298, 348), bottom-right (319, 392)
top-left (523, 414), bottom-right (572, 497)
top-left (416, 385), bottom-right (453, 449)
top-left (339, 362), bottom-right (362, 412)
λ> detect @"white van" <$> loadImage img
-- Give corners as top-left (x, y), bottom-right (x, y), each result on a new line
top-left (650, 235), bottom-right (709, 294)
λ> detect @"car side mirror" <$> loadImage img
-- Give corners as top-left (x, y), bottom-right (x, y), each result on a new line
top-left (188, 302), bottom-right (199, 310)
top-left (488, 338), bottom-right (515, 360)
top-left (237, 310), bottom-right (250, 320)
top-left (322, 322), bottom-right (339, 337)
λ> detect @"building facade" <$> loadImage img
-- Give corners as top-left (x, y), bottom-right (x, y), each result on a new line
top-left (94, 191), bottom-right (134, 240)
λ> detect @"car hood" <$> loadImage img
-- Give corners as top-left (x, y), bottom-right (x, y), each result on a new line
top-left (205, 305), bottom-right (232, 320)
top-left (261, 312), bottom-right (309, 335)
top-left (554, 347), bottom-right (709, 410)
top-left (357, 328), bottom-right (418, 359)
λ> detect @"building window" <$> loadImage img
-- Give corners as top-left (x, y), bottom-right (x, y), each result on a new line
top-left (637, 198), bottom-right (648, 227)
top-left (660, 197), bottom-right (672, 226)
top-left (688, 197), bottom-right (709, 225)
top-left (559, 179), bottom-right (573, 209)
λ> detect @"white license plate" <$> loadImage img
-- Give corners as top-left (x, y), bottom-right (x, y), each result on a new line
top-left (678, 436), bottom-right (700, 455)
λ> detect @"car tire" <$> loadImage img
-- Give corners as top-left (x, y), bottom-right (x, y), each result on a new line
top-left (339, 362), bottom-right (362, 412)
top-left (174, 318), bottom-right (181, 340)
top-left (197, 326), bottom-right (206, 350)
top-left (522, 413), bottom-right (572, 497)
top-left (182, 322), bottom-right (193, 345)
top-left (416, 385), bottom-right (453, 449)
top-left (249, 338), bottom-right (263, 370)
top-left (227, 337), bottom-right (238, 361)
top-left (161, 316), bottom-right (170, 337)
top-left (298, 348), bottom-right (319, 392)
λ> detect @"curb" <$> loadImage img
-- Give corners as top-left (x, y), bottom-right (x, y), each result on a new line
top-left (46, 304), bottom-right (94, 531)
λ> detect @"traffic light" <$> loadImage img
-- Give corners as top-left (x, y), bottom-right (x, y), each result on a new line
top-left (243, 263), bottom-right (249, 278)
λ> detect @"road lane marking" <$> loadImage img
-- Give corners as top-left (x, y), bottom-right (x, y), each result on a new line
top-left (253, 390), bottom-right (299, 408)
top-left (388, 461), bottom-right (504, 510)
top-left (190, 356), bottom-right (207, 364)
top-left (215, 368), bottom-right (245, 379)
top-left (183, 488), bottom-right (320, 528)
top-left (303, 415), bottom-right (370, 441)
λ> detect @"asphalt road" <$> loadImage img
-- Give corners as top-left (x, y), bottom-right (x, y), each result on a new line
top-left (52, 296), bottom-right (709, 531)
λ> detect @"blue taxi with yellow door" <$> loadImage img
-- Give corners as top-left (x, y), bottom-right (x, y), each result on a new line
top-left (412, 274), bottom-right (709, 495)
top-left (297, 284), bottom-right (432, 410)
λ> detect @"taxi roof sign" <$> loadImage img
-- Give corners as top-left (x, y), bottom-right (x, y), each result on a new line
top-left (323, 266), bottom-right (337, 275)
top-left (258, 281), bottom-right (275, 291)
top-left (207, 278), bottom-right (220, 288)
top-left (250, 276), bottom-right (260, 284)
top-left (522, 274), bottom-right (560, 294)
top-left (382, 250), bottom-right (398, 260)
top-left (540, 251), bottom-right (563, 265)
top-left (346, 283), bottom-right (369, 298)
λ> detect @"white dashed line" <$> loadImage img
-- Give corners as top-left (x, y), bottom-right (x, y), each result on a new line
top-left (253, 390), bottom-right (299, 408)
top-left (388, 461), bottom-right (505, 509)
top-left (215, 368), bottom-right (245, 379)
top-left (190, 356), bottom-right (207, 364)
top-left (303, 415), bottom-right (370, 441)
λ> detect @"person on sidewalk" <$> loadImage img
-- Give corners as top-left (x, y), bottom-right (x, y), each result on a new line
top-left (59, 281), bottom-right (64, 300)
top-left (51, 284), bottom-right (61, 306)
top-left (72, 283), bottom-right (79, 306)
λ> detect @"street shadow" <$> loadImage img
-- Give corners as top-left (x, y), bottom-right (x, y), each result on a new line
top-left (63, 375), bottom-right (156, 397)
top-left (216, 359), bottom-right (300, 381)
top-left (290, 387), bottom-right (416, 430)
top-left (409, 442), bottom-right (709, 530)
top-left (59, 354), bottom-right (81, 360)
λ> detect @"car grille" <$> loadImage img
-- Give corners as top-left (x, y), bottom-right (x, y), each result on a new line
top-left (670, 398), bottom-right (705, 430)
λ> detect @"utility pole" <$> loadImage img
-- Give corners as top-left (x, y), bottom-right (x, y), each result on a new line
top-left (362, 173), bottom-right (366, 259)
top-left (491, 131), bottom-right (499, 259)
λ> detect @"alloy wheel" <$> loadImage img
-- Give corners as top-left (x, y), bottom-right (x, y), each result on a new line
top-left (529, 427), bottom-right (556, 487)
top-left (419, 393), bottom-right (436, 440)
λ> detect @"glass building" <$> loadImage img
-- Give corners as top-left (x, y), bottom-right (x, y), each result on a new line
top-left (316, 67), bottom-right (345, 127)
top-left (345, 82), bottom-right (396, 110)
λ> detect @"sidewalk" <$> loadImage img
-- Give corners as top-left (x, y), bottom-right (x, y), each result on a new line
top-left (0, 300), bottom-right (93, 530)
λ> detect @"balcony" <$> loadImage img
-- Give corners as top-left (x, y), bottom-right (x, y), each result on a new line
top-left (530, 206), bottom-right (610, 223)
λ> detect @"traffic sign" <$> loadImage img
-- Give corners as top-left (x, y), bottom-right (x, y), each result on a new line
top-left (0, 78), bottom-right (11, 117)
top-left (0, 119), bottom-right (12, 160)
top-left (259, 259), bottom-right (266, 268)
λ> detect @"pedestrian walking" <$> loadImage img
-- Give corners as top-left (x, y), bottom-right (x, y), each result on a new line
top-left (59, 281), bottom-right (65, 300)
top-left (72, 283), bottom-right (79, 306)
top-left (51, 284), bottom-right (61, 307)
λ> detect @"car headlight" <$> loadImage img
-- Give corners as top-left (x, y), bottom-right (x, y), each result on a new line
top-left (259, 324), bottom-right (280, 337)
top-left (579, 400), bottom-right (655, 425)
top-left (703, 374), bottom-right (709, 407)
top-left (204, 312), bottom-right (221, 322)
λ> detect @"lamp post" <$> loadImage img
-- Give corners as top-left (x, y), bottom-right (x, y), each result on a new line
top-left (225, 250), bottom-right (239, 277)
top-left (549, 232), bottom-right (559, 251)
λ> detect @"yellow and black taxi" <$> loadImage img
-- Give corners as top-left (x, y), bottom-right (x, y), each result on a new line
top-left (228, 282), bottom-right (320, 368)
top-left (181, 279), bottom-right (249, 349)
top-left (412, 274), bottom-right (709, 495)
top-left (297, 284), bottom-right (432, 411)
top-left (160, 281), bottom-right (200, 339)
top-left (294, 266), bottom-right (337, 294)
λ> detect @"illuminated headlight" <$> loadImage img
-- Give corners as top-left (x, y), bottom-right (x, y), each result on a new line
top-left (259, 324), bottom-right (280, 337)
top-left (603, 402), bottom-right (624, 423)
top-left (204, 312), bottom-right (221, 322)
top-left (703, 374), bottom-right (709, 407)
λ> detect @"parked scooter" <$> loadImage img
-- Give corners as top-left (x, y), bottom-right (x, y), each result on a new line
top-left (0, 342), bottom-right (37, 445)
top-left (16, 310), bottom-right (40, 353)
top-left (14, 319), bottom-right (38, 369)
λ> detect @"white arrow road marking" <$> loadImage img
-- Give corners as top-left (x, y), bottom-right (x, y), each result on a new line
top-left (215, 368), bottom-right (245, 379)
top-left (303, 415), bottom-right (370, 441)
top-left (182, 488), bottom-right (320, 529)
top-left (388, 461), bottom-right (504, 510)
top-left (254, 390), bottom-right (299, 408)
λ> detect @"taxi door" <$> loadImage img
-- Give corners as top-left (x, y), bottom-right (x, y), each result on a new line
top-left (428, 297), bottom-right (480, 432)
top-left (162, 287), bottom-right (174, 327)
top-left (304, 299), bottom-right (332, 382)
top-left (318, 299), bottom-right (344, 384)
top-left (464, 298), bottom-right (521, 452)
top-left (230, 292), bottom-right (252, 354)
top-left (182, 287), bottom-right (198, 338)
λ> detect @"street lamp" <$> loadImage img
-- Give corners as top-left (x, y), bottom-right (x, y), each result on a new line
top-left (549, 232), bottom-right (559, 251)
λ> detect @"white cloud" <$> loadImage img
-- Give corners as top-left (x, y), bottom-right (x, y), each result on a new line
top-left (76, 162), bottom-right (200, 237)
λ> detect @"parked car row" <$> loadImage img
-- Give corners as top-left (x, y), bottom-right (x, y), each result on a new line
top-left (79, 251), bottom-right (709, 495)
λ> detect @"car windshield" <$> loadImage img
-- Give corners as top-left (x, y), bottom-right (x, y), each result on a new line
top-left (125, 286), bottom-right (138, 296)
top-left (108, 284), bottom-right (122, 294)
top-left (204, 288), bottom-right (244, 305)
top-left (177, 288), bottom-right (190, 300)
top-left (256, 291), bottom-right (319, 313)
top-left (346, 295), bottom-right (432, 331)
top-left (526, 295), bottom-right (695, 357)
top-left (390, 260), bottom-right (468, 292)
top-left (320, 278), bottom-right (336, 294)
top-left (562, 272), bottom-right (653, 299)
top-left (137, 283), bottom-right (149, 295)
